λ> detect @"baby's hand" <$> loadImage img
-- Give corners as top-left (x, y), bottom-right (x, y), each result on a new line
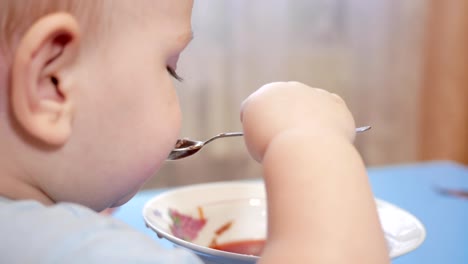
top-left (240, 82), bottom-right (356, 162)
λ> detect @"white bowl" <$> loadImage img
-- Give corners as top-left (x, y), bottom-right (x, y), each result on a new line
top-left (143, 181), bottom-right (426, 264)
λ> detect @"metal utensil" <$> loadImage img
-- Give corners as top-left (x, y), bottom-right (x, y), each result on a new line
top-left (167, 126), bottom-right (371, 160)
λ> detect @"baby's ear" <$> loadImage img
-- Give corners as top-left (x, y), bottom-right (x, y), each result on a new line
top-left (11, 13), bottom-right (80, 146)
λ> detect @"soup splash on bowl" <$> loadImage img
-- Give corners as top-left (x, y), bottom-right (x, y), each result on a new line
top-left (168, 207), bottom-right (265, 256)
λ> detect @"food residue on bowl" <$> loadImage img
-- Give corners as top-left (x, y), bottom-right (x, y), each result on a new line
top-left (169, 207), bottom-right (265, 256)
top-left (211, 239), bottom-right (265, 256)
top-left (168, 208), bottom-right (206, 242)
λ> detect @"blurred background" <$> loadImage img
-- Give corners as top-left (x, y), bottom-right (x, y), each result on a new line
top-left (144, 0), bottom-right (468, 189)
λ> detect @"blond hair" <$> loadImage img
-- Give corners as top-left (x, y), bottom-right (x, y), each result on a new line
top-left (0, 0), bottom-right (110, 57)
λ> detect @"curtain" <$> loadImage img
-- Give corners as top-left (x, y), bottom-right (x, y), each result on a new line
top-left (419, 0), bottom-right (468, 165)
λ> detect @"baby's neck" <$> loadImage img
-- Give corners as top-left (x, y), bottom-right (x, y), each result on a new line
top-left (0, 175), bottom-right (54, 205)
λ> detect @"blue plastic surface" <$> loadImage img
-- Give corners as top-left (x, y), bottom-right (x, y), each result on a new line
top-left (114, 161), bottom-right (468, 263)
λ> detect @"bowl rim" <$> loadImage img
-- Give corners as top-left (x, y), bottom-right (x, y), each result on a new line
top-left (142, 180), bottom-right (426, 260)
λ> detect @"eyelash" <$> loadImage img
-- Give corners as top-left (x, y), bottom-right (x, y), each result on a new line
top-left (166, 66), bottom-right (183, 82)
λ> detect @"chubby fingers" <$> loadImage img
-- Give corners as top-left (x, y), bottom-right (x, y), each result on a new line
top-left (240, 82), bottom-right (355, 162)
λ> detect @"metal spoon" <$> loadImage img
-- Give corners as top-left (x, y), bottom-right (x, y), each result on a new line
top-left (167, 126), bottom-right (372, 160)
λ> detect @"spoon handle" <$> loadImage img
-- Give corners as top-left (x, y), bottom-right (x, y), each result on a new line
top-left (355, 126), bottom-right (371, 133)
top-left (203, 132), bottom-right (244, 145)
top-left (204, 126), bottom-right (370, 146)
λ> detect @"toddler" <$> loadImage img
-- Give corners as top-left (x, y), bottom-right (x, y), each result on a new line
top-left (0, 1), bottom-right (389, 263)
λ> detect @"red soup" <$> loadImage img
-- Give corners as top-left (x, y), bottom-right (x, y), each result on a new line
top-left (211, 239), bottom-right (265, 256)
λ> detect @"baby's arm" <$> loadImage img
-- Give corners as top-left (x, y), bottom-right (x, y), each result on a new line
top-left (241, 82), bottom-right (389, 264)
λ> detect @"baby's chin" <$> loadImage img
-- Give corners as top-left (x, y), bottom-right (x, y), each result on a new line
top-left (110, 189), bottom-right (140, 208)
top-left (104, 162), bottom-right (164, 209)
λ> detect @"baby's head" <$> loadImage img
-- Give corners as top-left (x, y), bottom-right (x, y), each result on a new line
top-left (0, 0), bottom-right (193, 211)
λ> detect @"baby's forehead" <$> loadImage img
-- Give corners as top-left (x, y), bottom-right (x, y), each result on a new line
top-left (93, 1), bottom-right (193, 39)
top-left (110, 1), bottom-right (193, 21)
top-left (110, 1), bottom-right (194, 40)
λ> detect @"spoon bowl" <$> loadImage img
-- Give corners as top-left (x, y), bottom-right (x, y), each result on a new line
top-left (167, 126), bottom-right (371, 160)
